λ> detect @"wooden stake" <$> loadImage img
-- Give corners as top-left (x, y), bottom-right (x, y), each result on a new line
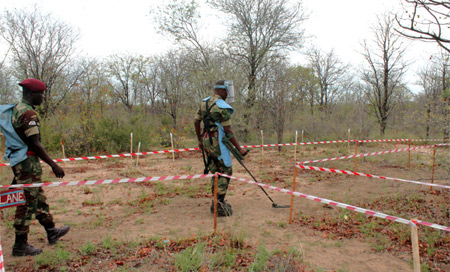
top-left (130, 132), bottom-right (133, 161)
top-left (348, 129), bottom-right (351, 152)
top-left (261, 130), bottom-right (264, 161)
top-left (289, 167), bottom-right (298, 224)
top-left (408, 139), bottom-right (411, 169)
top-left (294, 130), bottom-right (298, 163)
top-left (61, 140), bottom-right (66, 159)
top-left (170, 133), bottom-right (175, 162)
top-left (136, 142), bottom-right (141, 167)
top-left (410, 220), bottom-right (421, 272)
top-left (213, 174), bottom-right (219, 233)
top-left (430, 145), bottom-right (436, 191)
top-left (354, 141), bottom-right (358, 172)
top-left (301, 129), bottom-right (304, 143)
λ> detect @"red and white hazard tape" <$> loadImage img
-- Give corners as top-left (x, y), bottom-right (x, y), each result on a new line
top-left (357, 139), bottom-right (443, 143)
top-left (0, 174), bottom-right (214, 189)
top-left (357, 139), bottom-right (409, 143)
top-left (435, 143), bottom-right (450, 147)
top-left (296, 164), bottom-right (450, 189)
top-left (0, 148), bottom-right (201, 167)
top-left (217, 173), bottom-right (450, 232)
top-left (0, 238), bottom-right (3, 272)
top-left (296, 144), bottom-right (441, 165)
top-left (242, 140), bottom-right (354, 148)
top-left (0, 139), bottom-right (445, 168)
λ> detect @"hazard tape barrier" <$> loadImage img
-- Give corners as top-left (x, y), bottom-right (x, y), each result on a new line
top-left (0, 238), bottom-right (3, 272)
top-left (296, 164), bottom-right (450, 189)
top-left (296, 144), bottom-right (447, 165)
top-left (357, 139), bottom-right (443, 143)
top-left (0, 148), bottom-right (201, 167)
top-left (0, 139), bottom-right (445, 168)
top-left (217, 173), bottom-right (450, 232)
top-left (0, 174), bottom-right (214, 189)
top-left (435, 143), bottom-right (450, 147)
top-left (0, 141), bottom-right (354, 167)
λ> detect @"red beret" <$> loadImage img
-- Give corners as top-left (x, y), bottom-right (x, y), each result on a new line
top-left (18, 79), bottom-right (46, 92)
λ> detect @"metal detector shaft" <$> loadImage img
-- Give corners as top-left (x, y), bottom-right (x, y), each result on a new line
top-left (235, 157), bottom-right (276, 203)
top-left (222, 136), bottom-right (290, 208)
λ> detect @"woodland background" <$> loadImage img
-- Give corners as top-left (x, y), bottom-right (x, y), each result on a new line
top-left (0, 0), bottom-right (448, 157)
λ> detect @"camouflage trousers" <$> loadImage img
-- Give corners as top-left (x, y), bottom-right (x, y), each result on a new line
top-left (11, 156), bottom-right (54, 235)
top-left (203, 135), bottom-right (232, 196)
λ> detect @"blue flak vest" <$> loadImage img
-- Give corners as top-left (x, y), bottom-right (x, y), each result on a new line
top-left (202, 97), bottom-right (234, 167)
top-left (0, 104), bottom-right (28, 166)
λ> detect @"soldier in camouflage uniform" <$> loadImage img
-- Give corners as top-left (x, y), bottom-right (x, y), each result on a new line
top-left (194, 80), bottom-right (248, 216)
top-left (8, 79), bottom-right (70, 256)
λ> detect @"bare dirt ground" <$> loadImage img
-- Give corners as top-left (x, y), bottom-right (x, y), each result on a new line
top-left (0, 142), bottom-right (449, 271)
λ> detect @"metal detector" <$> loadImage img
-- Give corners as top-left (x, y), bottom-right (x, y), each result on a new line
top-left (223, 136), bottom-right (290, 208)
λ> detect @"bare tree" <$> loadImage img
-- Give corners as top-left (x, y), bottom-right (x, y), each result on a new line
top-left (153, 0), bottom-right (226, 105)
top-left (0, 6), bottom-right (80, 117)
top-left (285, 65), bottom-right (317, 115)
top-left (72, 59), bottom-right (110, 155)
top-left (307, 48), bottom-right (351, 114)
top-left (430, 50), bottom-right (450, 139)
top-left (361, 14), bottom-right (409, 135)
top-left (395, 0), bottom-right (450, 53)
top-left (153, 0), bottom-right (212, 67)
top-left (260, 60), bottom-right (300, 149)
top-left (132, 56), bottom-right (161, 113)
top-left (418, 64), bottom-right (442, 138)
top-left (106, 54), bottom-right (140, 111)
top-left (0, 61), bottom-right (18, 103)
top-left (209, 0), bottom-right (307, 108)
top-left (158, 51), bottom-right (190, 131)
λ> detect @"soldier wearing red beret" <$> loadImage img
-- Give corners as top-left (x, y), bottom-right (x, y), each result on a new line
top-left (9, 79), bottom-right (70, 256)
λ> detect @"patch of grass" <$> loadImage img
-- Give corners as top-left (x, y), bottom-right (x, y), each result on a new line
top-left (269, 246), bottom-right (305, 271)
top-left (370, 233), bottom-right (390, 251)
top-left (173, 242), bottom-right (206, 272)
top-left (78, 241), bottom-right (97, 256)
top-left (108, 198), bottom-right (122, 205)
top-left (422, 228), bottom-right (442, 256)
top-left (101, 236), bottom-right (121, 251)
top-left (89, 215), bottom-right (105, 228)
top-left (248, 244), bottom-right (270, 271)
top-left (185, 184), bottom-right (202, 198)
top-left (359, 221), bottom-right (380, 237)
top-left (211, 248), bottom-right (237, 270)
top-left (228, 229), bottom-right (247, 249)
top-left (35, 247), bottom-right (72, 267)
top-left (82, 195), bottom-right (103, 206)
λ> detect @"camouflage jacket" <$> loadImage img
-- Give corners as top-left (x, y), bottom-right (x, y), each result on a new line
top-left (12, 99), bottom-right (41, 144)
top-left (194, 94), bottom-right (232, 133)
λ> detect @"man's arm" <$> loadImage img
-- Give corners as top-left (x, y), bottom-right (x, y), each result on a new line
top-left (27, 134), bottom-right (65, 178)
top-left (223, 126), bottom-right (248, 156)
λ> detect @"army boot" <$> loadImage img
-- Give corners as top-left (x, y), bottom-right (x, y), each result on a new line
top-left (210, 195), bottom-right (233, 216)
top-left (12, 234), bottom-right (43, 256)
top-left (46, 225), bottom-right (70, 244)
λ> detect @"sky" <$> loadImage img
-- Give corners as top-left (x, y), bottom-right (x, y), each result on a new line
top-left (0, 0), bottom-right (442, 90)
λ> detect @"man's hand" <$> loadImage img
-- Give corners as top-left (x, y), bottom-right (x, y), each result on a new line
top-left (51, 164), bottom-right (65, 178)
top-left (239, 148), bottom-right (249, 157)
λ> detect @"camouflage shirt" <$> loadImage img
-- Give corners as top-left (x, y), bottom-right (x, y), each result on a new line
top-left (194, 94), bottom-right (232, 132)
top-left (12, 99), bottom-right (41, 144)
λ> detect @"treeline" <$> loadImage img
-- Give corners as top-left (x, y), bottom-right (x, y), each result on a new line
top-left (0, 1), bottom-right (448, 157)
